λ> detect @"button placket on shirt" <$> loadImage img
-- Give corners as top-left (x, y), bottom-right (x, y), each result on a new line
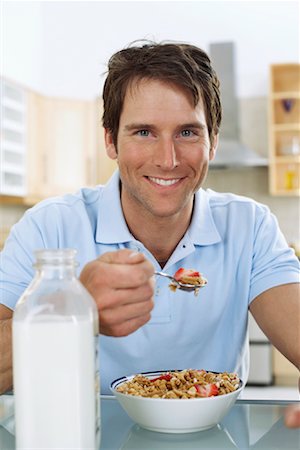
top-left (164, 240), bottom-right (196, 272)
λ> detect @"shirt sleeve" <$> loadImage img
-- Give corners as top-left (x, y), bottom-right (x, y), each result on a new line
top-left (0, 210), bottom-right (47, 310)
top-left (249, 204), bottom-right (300, 303)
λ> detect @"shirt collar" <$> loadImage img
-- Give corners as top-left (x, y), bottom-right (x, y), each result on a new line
top-left (96, 170), bottom-right (221, 246)
top-left (188, 188), bottom-right (222, 245)
top-left (95, 170), bottom-right (134, 244)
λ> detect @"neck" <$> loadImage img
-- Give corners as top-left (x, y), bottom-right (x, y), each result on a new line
top-left (122, 202), bottom-right (194, 265)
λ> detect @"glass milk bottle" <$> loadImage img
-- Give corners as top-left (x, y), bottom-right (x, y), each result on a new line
top-left (12, 249), bottom-right (100, 450)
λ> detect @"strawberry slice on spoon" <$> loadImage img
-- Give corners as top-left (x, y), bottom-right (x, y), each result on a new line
top-left (154, 267), bottom-right (207, 294)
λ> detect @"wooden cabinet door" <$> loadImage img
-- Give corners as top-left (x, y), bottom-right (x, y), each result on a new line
top-left (95, 98), bottom-right (117, 185)
top-left (27, 94), bottom-right (98, 201)
top-left (41, 97), bottom-right (96, 196)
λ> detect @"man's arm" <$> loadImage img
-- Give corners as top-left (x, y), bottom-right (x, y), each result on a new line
top-left (0, 304), bottom-right (13, 394)
top-left (249, 283), bottom-right (300, 369)
top-left (0, 249), bottom-right (154, 394)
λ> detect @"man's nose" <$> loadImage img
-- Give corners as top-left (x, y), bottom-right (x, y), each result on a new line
top-left (152, 137), bottom-right (179, 170)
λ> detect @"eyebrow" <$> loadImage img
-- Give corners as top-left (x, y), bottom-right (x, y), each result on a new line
top-left (124, 122), bottom-right (206, 131)
top-left (179, 122), bottom-right (206, 131)
top-left (124, 123), bottom-right (154, 131)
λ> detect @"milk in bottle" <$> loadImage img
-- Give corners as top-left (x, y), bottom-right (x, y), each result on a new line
top-left (12, 249), bottom-right (100, 450)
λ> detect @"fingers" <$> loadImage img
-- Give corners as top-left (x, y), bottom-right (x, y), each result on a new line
top-left (98, 278), bottom-right (155, 309)
top-left (99, 249), bottom-right (146, 265)
top-left (79, 249), bottom-right (155, 337)
top-left (104, 313), bottom-right (152, 338)
top-left (99, 294), bottom-right (155, 337)
top-left (81, 250), bottom-right (154, 291)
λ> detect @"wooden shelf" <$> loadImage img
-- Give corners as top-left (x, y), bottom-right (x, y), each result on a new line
top-left (271, 63), bottom-right (300, 93)
top-left (272, 155), bottom-right (300, 164)
top-left (0, 195), bottom-right (27, 206)
top-left (273, 97), bottom-right (300, 125)
top-left (270, 188), bottom-right (300, 197)
top-left (0, 195), bottom-right (40, 207)
top-left (269, 63), bottom-right (300, 197)
top-left (274, 124), bottom-right (300, 131)
top-left (271, 92), bottom-right (300, 100)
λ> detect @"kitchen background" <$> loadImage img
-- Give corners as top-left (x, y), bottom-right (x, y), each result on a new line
top-left (1, 1), bottom-right (299, 389)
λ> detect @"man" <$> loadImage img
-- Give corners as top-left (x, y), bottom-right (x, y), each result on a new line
top-left (0, 42), bottom-right (299, 398)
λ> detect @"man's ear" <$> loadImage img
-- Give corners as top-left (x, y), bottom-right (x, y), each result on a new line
top-left (209, 134), bottom-right (219, 161)
top-left (105, 129), bottom-right (118, 160)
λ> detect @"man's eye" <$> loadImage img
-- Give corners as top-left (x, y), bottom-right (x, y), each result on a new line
top-left (137, 130), bottom-right (150, 137)
top-left (181, 129), bottom-right (194, 137)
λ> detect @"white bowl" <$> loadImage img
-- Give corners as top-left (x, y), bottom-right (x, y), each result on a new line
top-left (110, 370), bottom-right (244, 434)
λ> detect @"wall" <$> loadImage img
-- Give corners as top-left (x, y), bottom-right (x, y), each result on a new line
top-left (2, 1), bottom-right (299, 98)
top-left (2, 1), bottom-right (44, 91)
top-left (204, 167), bottom-right (300, 247)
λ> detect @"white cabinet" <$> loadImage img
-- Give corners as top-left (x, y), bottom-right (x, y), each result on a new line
top-left (0, 79), bottom-right (28, 196)
top-left (248, 345), bottom-right (273, 385)
top-left (248, 314), bottom-right (273, 385)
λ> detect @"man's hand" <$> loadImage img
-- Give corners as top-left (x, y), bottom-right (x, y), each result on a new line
top-left (80, 249), bottom-right (155, 337)
top-left (284, 404), bottom-right (300, 428)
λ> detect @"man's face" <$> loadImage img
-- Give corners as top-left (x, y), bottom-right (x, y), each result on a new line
top-left (105, 78), bottom-right (218, 221)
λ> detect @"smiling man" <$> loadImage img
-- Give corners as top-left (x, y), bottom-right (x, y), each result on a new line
top-left (105, 78), bottom-right (217, 264)
top-left (0, 41), bottom-right (299, 396)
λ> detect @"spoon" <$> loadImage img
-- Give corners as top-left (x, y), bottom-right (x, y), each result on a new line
top-left (154, 270), bottom-right (207, 293)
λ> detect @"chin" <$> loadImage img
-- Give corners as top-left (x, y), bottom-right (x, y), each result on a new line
top-left (147, 204), bottom-right (188, 219)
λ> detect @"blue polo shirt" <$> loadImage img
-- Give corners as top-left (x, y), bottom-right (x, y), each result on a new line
top-left (1, 170), bottom-right (299, 393)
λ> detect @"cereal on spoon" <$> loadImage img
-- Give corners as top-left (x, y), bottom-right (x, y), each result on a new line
top-left (169, 268), bottom-right (208, 295)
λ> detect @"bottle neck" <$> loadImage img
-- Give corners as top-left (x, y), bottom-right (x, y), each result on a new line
top-left (36, 265), bottom-right (77, 280)
top-left (33, 249), bottom-right (79, 280)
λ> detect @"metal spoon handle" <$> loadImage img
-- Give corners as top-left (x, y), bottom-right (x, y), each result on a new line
top-left (154, 271), bottom-right (178, 283)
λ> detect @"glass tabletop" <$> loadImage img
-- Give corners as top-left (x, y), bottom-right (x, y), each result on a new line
top-left (0, 395), bottom-right (299, 449)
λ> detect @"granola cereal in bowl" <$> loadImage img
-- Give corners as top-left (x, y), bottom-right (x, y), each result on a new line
top-left (110, 369), bottom-right (244, 433)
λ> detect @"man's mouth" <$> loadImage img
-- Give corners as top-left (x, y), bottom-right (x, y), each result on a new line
top-left (147, 177), bottom-right (181, 187)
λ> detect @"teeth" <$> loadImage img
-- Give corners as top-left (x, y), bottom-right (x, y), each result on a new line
top-left (149, 177), bottom-right (179, 186)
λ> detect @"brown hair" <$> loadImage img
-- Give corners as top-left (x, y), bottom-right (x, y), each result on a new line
top-left (102, 40), bottom-right (222, 146)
